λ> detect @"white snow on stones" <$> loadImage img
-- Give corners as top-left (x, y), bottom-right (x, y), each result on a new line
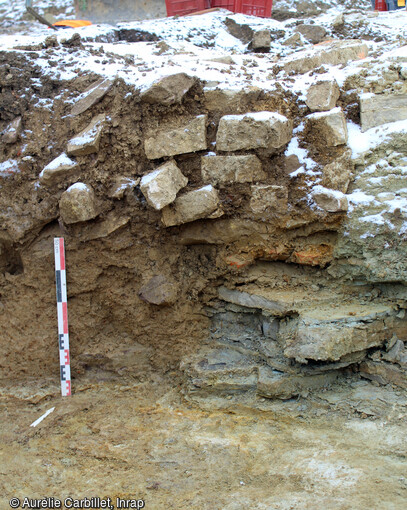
top-left (305, 107), bottom-right (348, 147)
top-left (311, 185), bottom-right (348, 213)
top-left (140, 160), bottom-right (188, 210)
top-left (59, 182), bottom-right (98, 224)
top-left (216, 112), bottom-right (292, 152)
top-left (201, 154), bottom-right (265, 184)
top-left (39, 153), bottom-right (79, 186)
top-left (144, 115), bottom-right (207, 160)
top-left (161, 185), bottom-right (222, 227)
top-left (67, 114), bottom-right (106, 156)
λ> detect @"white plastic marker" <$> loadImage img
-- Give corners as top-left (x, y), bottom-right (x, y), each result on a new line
top-left (54, 238), bottom-right (71, 396)
top-left (30, 407), bottom-right (55, 427)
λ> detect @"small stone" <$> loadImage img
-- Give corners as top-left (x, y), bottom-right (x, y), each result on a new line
top-left (39, 153), bottom-right (80, 187)
top-left (282, 33), bottom-right (303, 47)
top-left (311, 185), bottom-right (348, 213)
top-left (216, 112), bottom-right (292, 152)
top-left (59, 182), bottom-right (98, 224)
top-left (306, 79), bottom-right (340, 112)
top-left (321, 149), bottom-right (353, 193)
top-left (108, 177), bottom-right (140, 199)
top-left (332, 13), bottom-right (345, 30)
top-left (201, 154), bottom-right (265, 184)
top-left (284, 154), bottom-right (302, 174)
top-left (250, 185), bottom-right (288, 214)
top-left (294, 24), bottom-right (327, 44)
top-left (139, 275), bottom-right (178, 306)
top-left (2, 117), bottom-right (22, 144)
top-left (144, 115), bottom-right (207, 160)
top-left (71, 78), bottom-right (114, 116)
top-left (67, 114), bottom-right (106, 156)
top-left (304, 107), bottom-right (348, 147)
top-left (140, 73), bottom-right (197, 105)
top-left (140, 161), bottom-right (188, 210)
top-left (161, 185), bottom-right (221, 227)
top-left (251, 30), bottom-right (271, 52)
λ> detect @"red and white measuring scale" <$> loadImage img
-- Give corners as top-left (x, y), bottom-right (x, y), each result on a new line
top-left (54, 238), bottom-right (71, 396)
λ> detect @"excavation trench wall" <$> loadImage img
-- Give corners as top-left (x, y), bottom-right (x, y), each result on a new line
top-left (1, 50), bottom-right (406, 399)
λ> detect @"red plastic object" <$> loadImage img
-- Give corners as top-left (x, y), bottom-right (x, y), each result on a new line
top-left (234, 0), bottom-right (273, 17)
top-left (211, 0), bottom-right (236, 10)
top-left (165, 0), bottom-right (210, 16)
top-left (375, 0), bottom-right (388, 9)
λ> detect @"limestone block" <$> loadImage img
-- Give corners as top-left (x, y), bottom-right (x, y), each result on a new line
top-left (321, 149), bottom-right (353, 193)
top-left (204, 87), bottom-right (262, 112)
top-left (201, 154), bottom-right (265, 184)
top-left (139, 275), bottom-right (178, 306)
top-left (39, 153), bottom-right (79, 186)
top-left (59, 182), bottom-right (98, 224)
top-left (250, 185), bottom-right (288, 214)
top-left (283, 40), bottom-right (368, 75)
top-left (304, 107), bottom-right (348, 147)
top-left (71, 78), bottom-right (114, 116)
top-left (281, 306), bottom-right (406, 363)
top-left (140, 161), bottom-right (188, 210)
top-left (216, 112), bottom-right (293, 152)
top-left (161, 185), bottom-right (221, 227)
top-left (360, 93), bottom-right (407, 132)
top-left (2, 117), bottom-right (22, 144)
top-left (294, 24), bottom-right (327, 44)
top-left (257, 366), bottom-right (339, 400)
top-left (141, 73), bottom-right (197, 105)
top-left (251, 30), bottom-right (271, 52)
top-left (67, 114), bottom-right (106, 156)
top-left (311, 185), bottom-right (348, 212)
top-left (306, 79), bottom-right (340, 112)
top-left (144, 115), bottom-right (207, 159)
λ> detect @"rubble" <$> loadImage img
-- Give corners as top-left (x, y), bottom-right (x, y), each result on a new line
top-left (59, 182), bottom-right (99, 224)
top-left (71, 78), bottom-right (114, 116)
top-left (311, 186), bottom-right (348, 213)
top-left (201, 154), bottom-right (265, 184)
top-left (39, 153), bottom-right (79, 186)
top-left (140, 73), bottom-right (197, 105)
top-left (140, 160), bottom-right (188, 210)
top-left (66, 114), bottom-right (106, 156)
top-left (250, 30), bottom-right (271, 52)
top-left (144, 115), bottom-right (207, 159)
top-left (250, 185), bottom-right (288, 214)
top-left (161, 185), bottom-right (221, 227)
top-left (306, 79), bottom-right (340, 112)
top-left (139, 274), bottom-right (178, 306)
top-left (216, 112), bottom-right (292, 152)
top-left (294, 24), bottom-right (327, 44)
top-left (2, 117), bottom-right (21, 144)
top-left (304, 107), bottom-right (348, 147)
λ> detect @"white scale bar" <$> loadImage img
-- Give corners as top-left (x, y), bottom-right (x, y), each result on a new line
top-left (54, 238), bottom-right (71, 397)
